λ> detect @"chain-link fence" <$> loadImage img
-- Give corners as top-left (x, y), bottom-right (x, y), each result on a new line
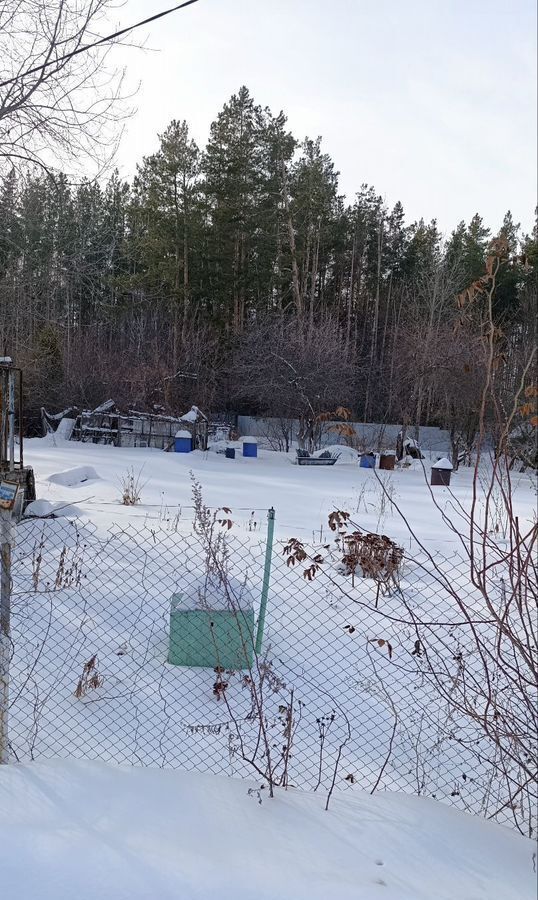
top-left (5, 504), bottom-right (536, 835)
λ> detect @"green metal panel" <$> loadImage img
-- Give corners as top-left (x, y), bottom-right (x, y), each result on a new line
top-left (255, 507), bottom-right (275, 653)
top-left (169, 597), bottom-right (254, 669)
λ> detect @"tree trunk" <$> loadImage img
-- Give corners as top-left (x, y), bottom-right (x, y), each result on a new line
top-left (182, 174), bottom-right (190, 343)
top-left (281, 159), bottom-right (302, 318)
top-left (233, 233), bottom-right (240, 332)
top-left (346, 232), bottom-right (356, 352)
top-left (308, 227), bottom-right (320, 338)
top-left (364, 217), bottom-right (383, 422)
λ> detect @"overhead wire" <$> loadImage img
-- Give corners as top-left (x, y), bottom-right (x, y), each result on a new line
top-left (0, 0), bottom-right (200, 89)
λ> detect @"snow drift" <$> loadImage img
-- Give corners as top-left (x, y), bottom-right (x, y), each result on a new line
top-left (23, 499), bottom-right (82, 519)
top-left (47, 466), bottom-right (100, 487)
top-left (0, 761), bottom-right (533, 900)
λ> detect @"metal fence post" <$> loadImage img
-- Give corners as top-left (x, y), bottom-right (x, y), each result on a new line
top-left (0, 508), bottom-right (13, 764)
top-left (255, 507), bottom-right (275, 655)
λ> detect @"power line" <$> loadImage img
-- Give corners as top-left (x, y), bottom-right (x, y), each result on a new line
top-left (0, 0), bottom-right (200, 90)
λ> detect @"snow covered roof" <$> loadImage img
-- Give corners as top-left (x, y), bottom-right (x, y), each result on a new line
top-left (432, 457), bottom-right (453, 470)
top-left (91, 399), bottom-right (116, 414)
top-left (172, 574), bottom-right (254, 611)
top-left (180, 405), bottom-right (207, 423)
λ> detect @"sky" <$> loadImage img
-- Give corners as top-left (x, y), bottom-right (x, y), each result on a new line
top-left (113, 0), bottom-right (537, 237)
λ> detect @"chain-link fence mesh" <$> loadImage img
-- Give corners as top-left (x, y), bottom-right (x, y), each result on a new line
top-left (7, 506), bottom-right (536, 835)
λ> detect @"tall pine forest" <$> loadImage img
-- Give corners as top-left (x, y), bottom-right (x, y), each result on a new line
top-left (0, 86), bottom-right (536, 437)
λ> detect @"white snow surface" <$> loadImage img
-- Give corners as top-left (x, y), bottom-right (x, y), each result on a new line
top-left (313, 443), bottom-right (356, 462)
top-left (0, 760), bottom-right (534, 900)
top-left (209, 438), bottom-right (242, 453)
top-left (180, 405), bottom-right (204, 423)
top-left (91, 399), bottom-right (116, 414)
top-left (23, 437), bottom-right (536, 544)
top-left (23, 498), bottom-right (82, 518)
top-left (47, 465), bottom-right (100, 487)
top-left (13, 437), bottom-right (537, 835)
top-left (175, 572), bottom-right (254, 611)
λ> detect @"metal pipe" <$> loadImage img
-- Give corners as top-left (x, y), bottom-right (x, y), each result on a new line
top-left (255, 507), bottom-right (275, 655)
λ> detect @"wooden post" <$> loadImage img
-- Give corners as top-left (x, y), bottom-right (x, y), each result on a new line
top-left (0, 507), bottom-right (13, 764)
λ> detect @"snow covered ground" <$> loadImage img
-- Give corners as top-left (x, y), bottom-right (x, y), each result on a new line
top-left (8, 436), bottom-right (536, 837)
top-left (0, 759), bottom-right (535, 900)
top-left (23, 434), bottom-right (537, 542)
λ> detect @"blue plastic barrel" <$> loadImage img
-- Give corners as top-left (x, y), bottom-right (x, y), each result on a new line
top-left (360, 453), bottom-right (376, 469)
top-left (242, 437), bottom-right (257, 458)
top-left (174, 430), bottom-right (193, 453)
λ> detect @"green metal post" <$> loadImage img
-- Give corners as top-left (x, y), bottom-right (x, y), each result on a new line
top-left (255, 507), bottom-right (275, 654)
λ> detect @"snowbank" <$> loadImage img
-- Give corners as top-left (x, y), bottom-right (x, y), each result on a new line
top-left (0, 761), bottom-right (533, 900)
top-left (47, 465), bottom-right (100, 487)
top-left (23, 499), bottom-right (82, 519)
top-left (23, 438), bottom-right (536, 543)
top-left (208, 439), bottom-right (242, 453)
top-left (313, 444), bottom-right (357, 464)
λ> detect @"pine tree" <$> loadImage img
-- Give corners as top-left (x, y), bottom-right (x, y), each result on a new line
top-left (403, 218), bottom-right (442, 279)
top-left (256, 108), bottom-right (296, 314)
top-left (202, 86), bottom-right (266, 331)
top-left (289, 136), bottom-right (339, 326)
top-left (461, 213), bottom-right (490, 286)
top-left (493, 210), bottom-right (522, 322)
top-left (133, 120), bottom-right (201, 353)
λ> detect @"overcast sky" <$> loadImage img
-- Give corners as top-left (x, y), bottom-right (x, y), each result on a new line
top-left (114, 0), bottom-right (537, 237)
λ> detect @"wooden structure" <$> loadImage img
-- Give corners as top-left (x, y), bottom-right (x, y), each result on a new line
top-left (0, 359), bottom-right (36, 514)
top-left (69, 402), bottom-right (214, 451)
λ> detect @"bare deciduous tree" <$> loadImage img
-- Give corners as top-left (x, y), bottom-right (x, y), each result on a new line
top-left (0, 0), bottom-right (130, 175)
top-left (232, 315), bottom-right (357, 450)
